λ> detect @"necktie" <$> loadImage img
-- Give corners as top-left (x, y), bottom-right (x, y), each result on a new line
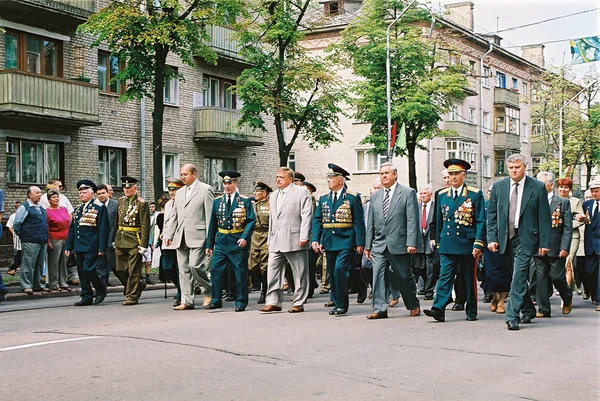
top-left (383, 189), bottom-right (390, 217)
top-left (227, 195), bottom-right (232, 212)
top-left (454, 189), bottom-right (458, 200)
top-left (185, 185), bottom-right (191, 202)
top-left (421, 203), bottom-right (427, 229)
top-left (508, 182), bottom-right (519, 239)
top-left (594, 201), bottom-right (599, 220)
top-left (333, 192), bottom-right (338, 206)
top-left (277, 190), bottom-right (284, 213)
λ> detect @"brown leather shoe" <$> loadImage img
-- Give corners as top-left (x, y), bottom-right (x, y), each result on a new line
top-left (561, 303), bottom-right (573, 315)
top-left (366, 311), bottom-right (388, 319)
top-left (410, 307), bottom-right (421, 316)
top-left (259, 305), bottom-right (282, 312)
top-left (122, 299), bottom-right (138, 306)
top-left (288, 306), bottom-right (304, 313)
top-left (203, 296), bottom-right (212, 307)
top-left (173, 303), bottom-right (195, 310)
top-left (324, 301), bottom-right (335, 307)
top-left (389, 297), bottom-right (400, 307)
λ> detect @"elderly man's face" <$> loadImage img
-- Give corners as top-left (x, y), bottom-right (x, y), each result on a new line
top-left (79, 189), bottom-right (93, 203)
top-left (379, 166), bottom-right (398, 188)
top-left (28, 187), bottom-right (42, 203)
top-left (327, 175), bottom-right (344, 192)
top-left (592, 188), bottom-right (600, 201)
top-left (419, 188), bottom-right (432, 203)
top-left (124, 184), bottom-right (137, 198)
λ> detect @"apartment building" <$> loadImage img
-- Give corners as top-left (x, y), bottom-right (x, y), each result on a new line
top-left (290, 1), bottom-right (544, 197)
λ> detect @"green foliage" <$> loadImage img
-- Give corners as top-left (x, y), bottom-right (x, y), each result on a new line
top-left (234, 0), bottom-right (347, 165)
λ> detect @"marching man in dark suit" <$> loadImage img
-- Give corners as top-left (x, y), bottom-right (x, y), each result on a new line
top-left (113, 176), bottom-right (150, 306)
top-left (206, 171), bottom-right (255, 312)
top-left (532, 172), bottom-right (573, 317)
top-left (424, 159), bottom-right (486, 322)
top-left (364, 162), bottom-right (421, 319)
top-left (487, 154), bottom-right (551, 330)
top-left (65, 180), bottom-right (110, 306)
top-left (582, 179), bottom-right (600, 311)
top-left (417, 184), bottom-right (437, 300)
top-left (312, 163), bottom-right (365, 316)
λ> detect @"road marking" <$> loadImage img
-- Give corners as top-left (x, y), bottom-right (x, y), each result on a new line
top-left (0, 336), bottom-right (100, 352)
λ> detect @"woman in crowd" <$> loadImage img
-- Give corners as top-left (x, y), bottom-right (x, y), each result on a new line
top-left (46, 188), bottom-right (72, 292)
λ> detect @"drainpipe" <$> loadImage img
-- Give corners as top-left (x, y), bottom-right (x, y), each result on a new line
top-left (140, 97), bottom-right (146, 198)
top-left (479, 41), bottom-right (493, 189)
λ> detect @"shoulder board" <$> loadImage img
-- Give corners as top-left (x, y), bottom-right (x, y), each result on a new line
top-left (440, 188), bottom-right (451, 195)
top-left (93, 199), bottom-right (103, 207)
top-left (321, 192), bottom-right (329, 198)
top-left (467, 186), bottom-right (479, 192)
top-left (119, 195), bottom-right (126, 200)
top-left (215, 195), bottom-right (224, 199)
top-left (137, 196), bottom-right (146, 203)
top-left (239, 194), bottom-right (248, 199)
top-left (345, 189), bottom-right (357, 196)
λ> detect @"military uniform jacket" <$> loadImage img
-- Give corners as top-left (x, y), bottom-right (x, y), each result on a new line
top-left (113, 194), bottom-right (150, 249)
top-left (206, 193), bottom-right (256, 250)
top-left (436, 185), bottom-right (486, 255)
top-left (312, 188), bottom-right (366, 251)
top-left (546, 194), bottom-right (572, 257)
top-left (66, 199), bottom-right (110, 253)
top-left (250, 198), bottom-right (270, 250)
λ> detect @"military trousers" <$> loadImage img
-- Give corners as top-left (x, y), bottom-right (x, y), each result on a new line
top-left (76, 252), bottom-right (106, 302)
top-left (432, 254), bottom-right (478, 318)
top-left (326, 249), bottom-right (352, 312)
top-left (115, 247), bottom-right (143, 301)
top-left (210, 245), bottom-right (249, 308)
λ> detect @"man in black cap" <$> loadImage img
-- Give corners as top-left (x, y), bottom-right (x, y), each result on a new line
top-left (65, 180), bottom-right (110, 306)
top-left (312, 164), bottom-right (366, 315)
top-left (206, 171), bottom-right (255, 311)
top-left (424, 159), bottom-right (486, 323)
top-left (113, 176), bottom-right (150, 306)
top-left (249, 181), bottom-right (273, 304)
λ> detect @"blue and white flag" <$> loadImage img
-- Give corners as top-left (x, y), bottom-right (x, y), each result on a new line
top-left (570, 36), bottom-right (600, 64)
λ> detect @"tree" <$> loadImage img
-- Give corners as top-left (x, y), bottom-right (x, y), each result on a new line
top-left (337, 0), bottom-right (468, 189)
top-left (79, 0), bottom-right (243, 200)
top-left (234, 0), bottom-right (347, 167)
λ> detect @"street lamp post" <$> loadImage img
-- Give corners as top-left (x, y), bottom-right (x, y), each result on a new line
top-left (386, 0), bottom-right (417, 161)
top-left (559, 79), bottom-right (598, 176)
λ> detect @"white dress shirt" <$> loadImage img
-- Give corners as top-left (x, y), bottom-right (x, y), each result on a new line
top-left (509, 176), bottom-right (526, 229)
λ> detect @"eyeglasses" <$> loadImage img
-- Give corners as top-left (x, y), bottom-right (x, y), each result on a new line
top-left (59, 185), bottom-right (64, 189)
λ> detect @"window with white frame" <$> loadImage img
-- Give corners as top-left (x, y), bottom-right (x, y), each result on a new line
top-left (495, 71), bottom-right (506, 88)
top-left (522, 82), bottom-right (528, 96)
top-left (482, 111), bottom-right (491, 133)
top-left (512, 77), bottom-right (518, 91)
top-left (204, 157), bottom-right (236, 192)
top-left (202, 75), bottom-right (235, 109)
top-left (506, 107), bottom-right (520, 135)
top-left (99, 147), bottom-right (126, 188)
top-left (6, 139), bottom-right (61, 184)
top-left (287, 152), bottom-right (296, 171)
top-left (483, 155), bottom-right (491, 177)
top-left (163, 153), bottom-right (180, 189)
top-left (521, 122), bottom-right (529, 143)
top-left (482, 66), bottom-right (490, 88)
top-left (446, 140), bottom-right (477, 171)
top-left (449, 104), bottom-right (459, 121)
top-left (356, 149), bottom-right (386, 172)
top-left (468, 107), bottom-right (476, 123)
top-left (164, 67), bottom-right (179, 105)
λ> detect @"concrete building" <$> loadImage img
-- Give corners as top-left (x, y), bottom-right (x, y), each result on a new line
top-left (290, 1), bottom-right (546, 197)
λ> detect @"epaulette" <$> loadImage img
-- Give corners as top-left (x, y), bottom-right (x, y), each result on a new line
top-left (239, 194), bottom-right (248, 199)
top-left (440, 188), bottom-right (451, 195)
top-left (137, 196), bottom-right (146, 203)
top-left (321, 192), bottom-right (329, 198)
top-left (93, 199), bottom-right (103, 207)
top-left (345, 189), bottom-right (357, 196)
top-left (119, 195), bottom-right (126, 200)
top-left (216, 195), bottom-right (224, 199)
top-left (467, 186), bottom-right (479, 192)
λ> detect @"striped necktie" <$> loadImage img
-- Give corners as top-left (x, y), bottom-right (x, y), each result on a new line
top-left (383, 189), bottom-right (390, 217)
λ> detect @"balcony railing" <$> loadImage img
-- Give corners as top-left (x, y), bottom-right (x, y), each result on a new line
top-left (0, 70), bottom-right (100, 126)
top-left (54, 0), bottom-right (96, 13)
top-left (2, 0), bottom-right (96, 22)
top-left (207, 25), bottom-right (241, 61)
top-left (494, 87), bottom-right (520, 109)
top-left (194, 107), bottom-right (264, 147)
top-left (444, 120), bottom-right (478, 141)
top-left (493, 131), bottom-right (521, 151)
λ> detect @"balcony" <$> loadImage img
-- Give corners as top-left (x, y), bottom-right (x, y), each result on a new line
top-left (444, 120), bottom-right (478, 141)
top-left (0, 70), bottom-right (100, 126)
top-left (203, 25), bottom-right (248, 68)
top-left (494, 87), bottom-right (520, 109)
top-left (1, 0), bottom-right (96, 27)
top-left (493, 131), bottom-right (521, 151)
top-left (531, 141), bottom-right (549, 157)
top-left (194, 107), bottom-right (264, 147)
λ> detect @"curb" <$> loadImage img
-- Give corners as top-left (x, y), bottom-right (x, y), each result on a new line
top-left (5, 283), bottom-right (177, 302)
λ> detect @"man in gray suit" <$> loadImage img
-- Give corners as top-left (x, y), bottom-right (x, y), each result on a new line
top-left (487, 154), bottom-right (551, 330)
top-left (259, 167), bottom-right (313, 313)
top-left (164, 164), bottom-right (214, 310)
top-left (364, 162), bottom-right (421, 319)
top-left (532, 171), bottom-right (573, 317)
top-left (96, 184), bottom-right (120, 289)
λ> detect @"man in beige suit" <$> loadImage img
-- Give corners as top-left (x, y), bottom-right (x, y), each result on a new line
top-left (164, 164), bottom-right (214, 310)
top-left (259, 167), bottom-right (313, 313)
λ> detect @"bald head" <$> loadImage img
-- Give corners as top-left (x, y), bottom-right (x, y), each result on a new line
top-left (180, 164), bottom-right (198, 186)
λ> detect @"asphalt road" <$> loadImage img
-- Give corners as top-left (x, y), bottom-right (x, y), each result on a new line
top-left (1, 290), bottom-right (598, 401)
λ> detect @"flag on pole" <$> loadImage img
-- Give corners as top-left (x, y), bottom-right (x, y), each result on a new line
top-left (570, 36), bottom-right (600, 64)
top-left (397, 122), bottom-right (406, 150)
top-left (391, 121), bottom-right (397, 148)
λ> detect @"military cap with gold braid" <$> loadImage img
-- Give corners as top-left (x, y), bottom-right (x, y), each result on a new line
top-left (327, 163), bottom-right (351, 181)
top-left (255, 181), bottom-right (273, 193)
top-left (443, 158), bottom-right (471, 173)
top-left (219, 170), bottom-right (241, 183)
top-left (293, 171), bottom-right (305, 183)
top-left (166, 177), bottom-right (184, 190)
top-left (121, 176), bottom-right (139, 188)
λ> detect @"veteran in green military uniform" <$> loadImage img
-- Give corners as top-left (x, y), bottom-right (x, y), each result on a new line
top-left (312, 164), bottom-right (366, 315)
top-left (249, 181), bottom-right (272, 304)
top-left (113, 176), bottom-right (151, 306)
top-left (424, 159), bottom-right (486, 322)
top-left (206, 171), bottom-right (256, 312)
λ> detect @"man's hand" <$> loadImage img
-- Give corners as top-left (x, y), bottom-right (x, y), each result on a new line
top-left (429, 239), bottom-right (436, 249)
top-left (574, 213), bottom-right (586, 222)
top-left (559, 250), bottom-right (569, 258)
top-left (65, 250), bottom-right (71, 257)
top-left (473, 248), bottom-right (483, 259)
top-left (299, 239), bottom-right (309, 247)
top-left (165, 239), bottom-right (172, 247)
top-left (206, 248), bottom-right (213, 257)
top-left (356, 246), bottom-right (364, 255)
top-left (98, 252), bottom-right (105, 256)
top-left (364, 250), bottom-right (372, 261)
top-left (538, 248), bottom-right (550, 256)
top-left (488, 242), bottom-right (499, 252)
top-left (407, 246), bottom-right (417, 254)
top-left (311, 241), bottom-right (320, 253)
top-left (138, 246), bottom-right (147, 255)
top-left (237, 238), bottom-right (247, 248)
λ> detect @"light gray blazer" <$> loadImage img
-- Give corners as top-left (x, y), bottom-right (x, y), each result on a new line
top-left (163, 179), bottom-right (214, 249)
top-left (366, 183), bottom-right (419, 254)
top-left (268, 184), bottom-right (313, 253)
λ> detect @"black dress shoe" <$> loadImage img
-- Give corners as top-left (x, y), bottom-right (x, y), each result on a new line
top-left (507, 321), bottom-right (519, 330)
top-left (257, 294), bottom-right (266, 304)
top-left (482, 292), bottom-right (493, 303)
top-left (417, 289), bottom-right (425, 295)
top-left (93, 292), bottom-right (106, 305)
top-left (74, 299), bottom-right (93, 306)
top-left (205, 302), bottom-right (222, 310)
top-left (235, 306), bottom-right (246, 312)
top-left (357, 291), bottom-right (367, 304)
top-left (466, 315), bottom-right (477, 321)
top-left (521, 315), bottom-right (534, 324)
top-left (451, 303), bottom-right (464, 311)
top-left (424, 308), bottom-right (445, 322)
top-left (329, 308), bottom-right (347, 315)
top-left (173, 300), bottom-right (181, 307)
top-left (424, 294), bottom-right (433, 300)
top-left (226, 294), bottom-right (235, 302)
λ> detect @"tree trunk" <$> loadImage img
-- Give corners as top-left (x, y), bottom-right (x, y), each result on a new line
top-left (152, 45), bottom-right (168, 202)
top-left (407, 140), bottom-right (417, 190)
top-left (274, 114), bottom-right (289, 167)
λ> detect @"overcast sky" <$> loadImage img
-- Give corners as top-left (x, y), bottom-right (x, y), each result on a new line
top-left (435, 0), bottom-right (599, 81)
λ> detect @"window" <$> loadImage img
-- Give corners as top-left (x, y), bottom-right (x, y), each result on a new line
top-left (482, 66), bottom-right (491, 88)
top-left (204, 157), bottom-right (236, 191)
top-left (506, 107), bottom-right (520, 135)
top-left (495, 150), bottom-right (506, 175)
top-left (6, 139), bottom-right (61, 184)
top-left (495, 116), bottom-right (505, 132)
top-left (98, 51), bottom-right (124, 93)
top-left (324, 1), bottom-right (343, 16)
top-left (482, 111), bottom-right (491, 133)
top-left (163, 153), bottom-right (180, 189)
top-left (469, 60), bottom-right (476, 75)
top-left (483, 156), bottom-right (491, 178)
top-left (4, 30), bottom-right (62, 77)
top-left (164, 66), bottom-right (179, 105)
top-left (202, 76), bottom-right (235, 109)
top-left (449, 51), bottom-right (461, 66)
top-left (449, 104), bottom-right (459, 121)
top-left (99, 147), bottom-right (126, 187)
top-left (468, 107), bottom-right (476, 123)
top-left (356, 149), bottom-right (386, 172)
top-left (522, 122), bottom-right (529, 143)
top-left (522, 82), bottom-right (528, 95)
top-left (512, 77), bottom-right (518, 91)
top-left (446, 141), bottom-right (477, 171)
top-left (288, 152), bottom-right (296, 171)
top-left (495, 71), bottom-right (506, 88)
